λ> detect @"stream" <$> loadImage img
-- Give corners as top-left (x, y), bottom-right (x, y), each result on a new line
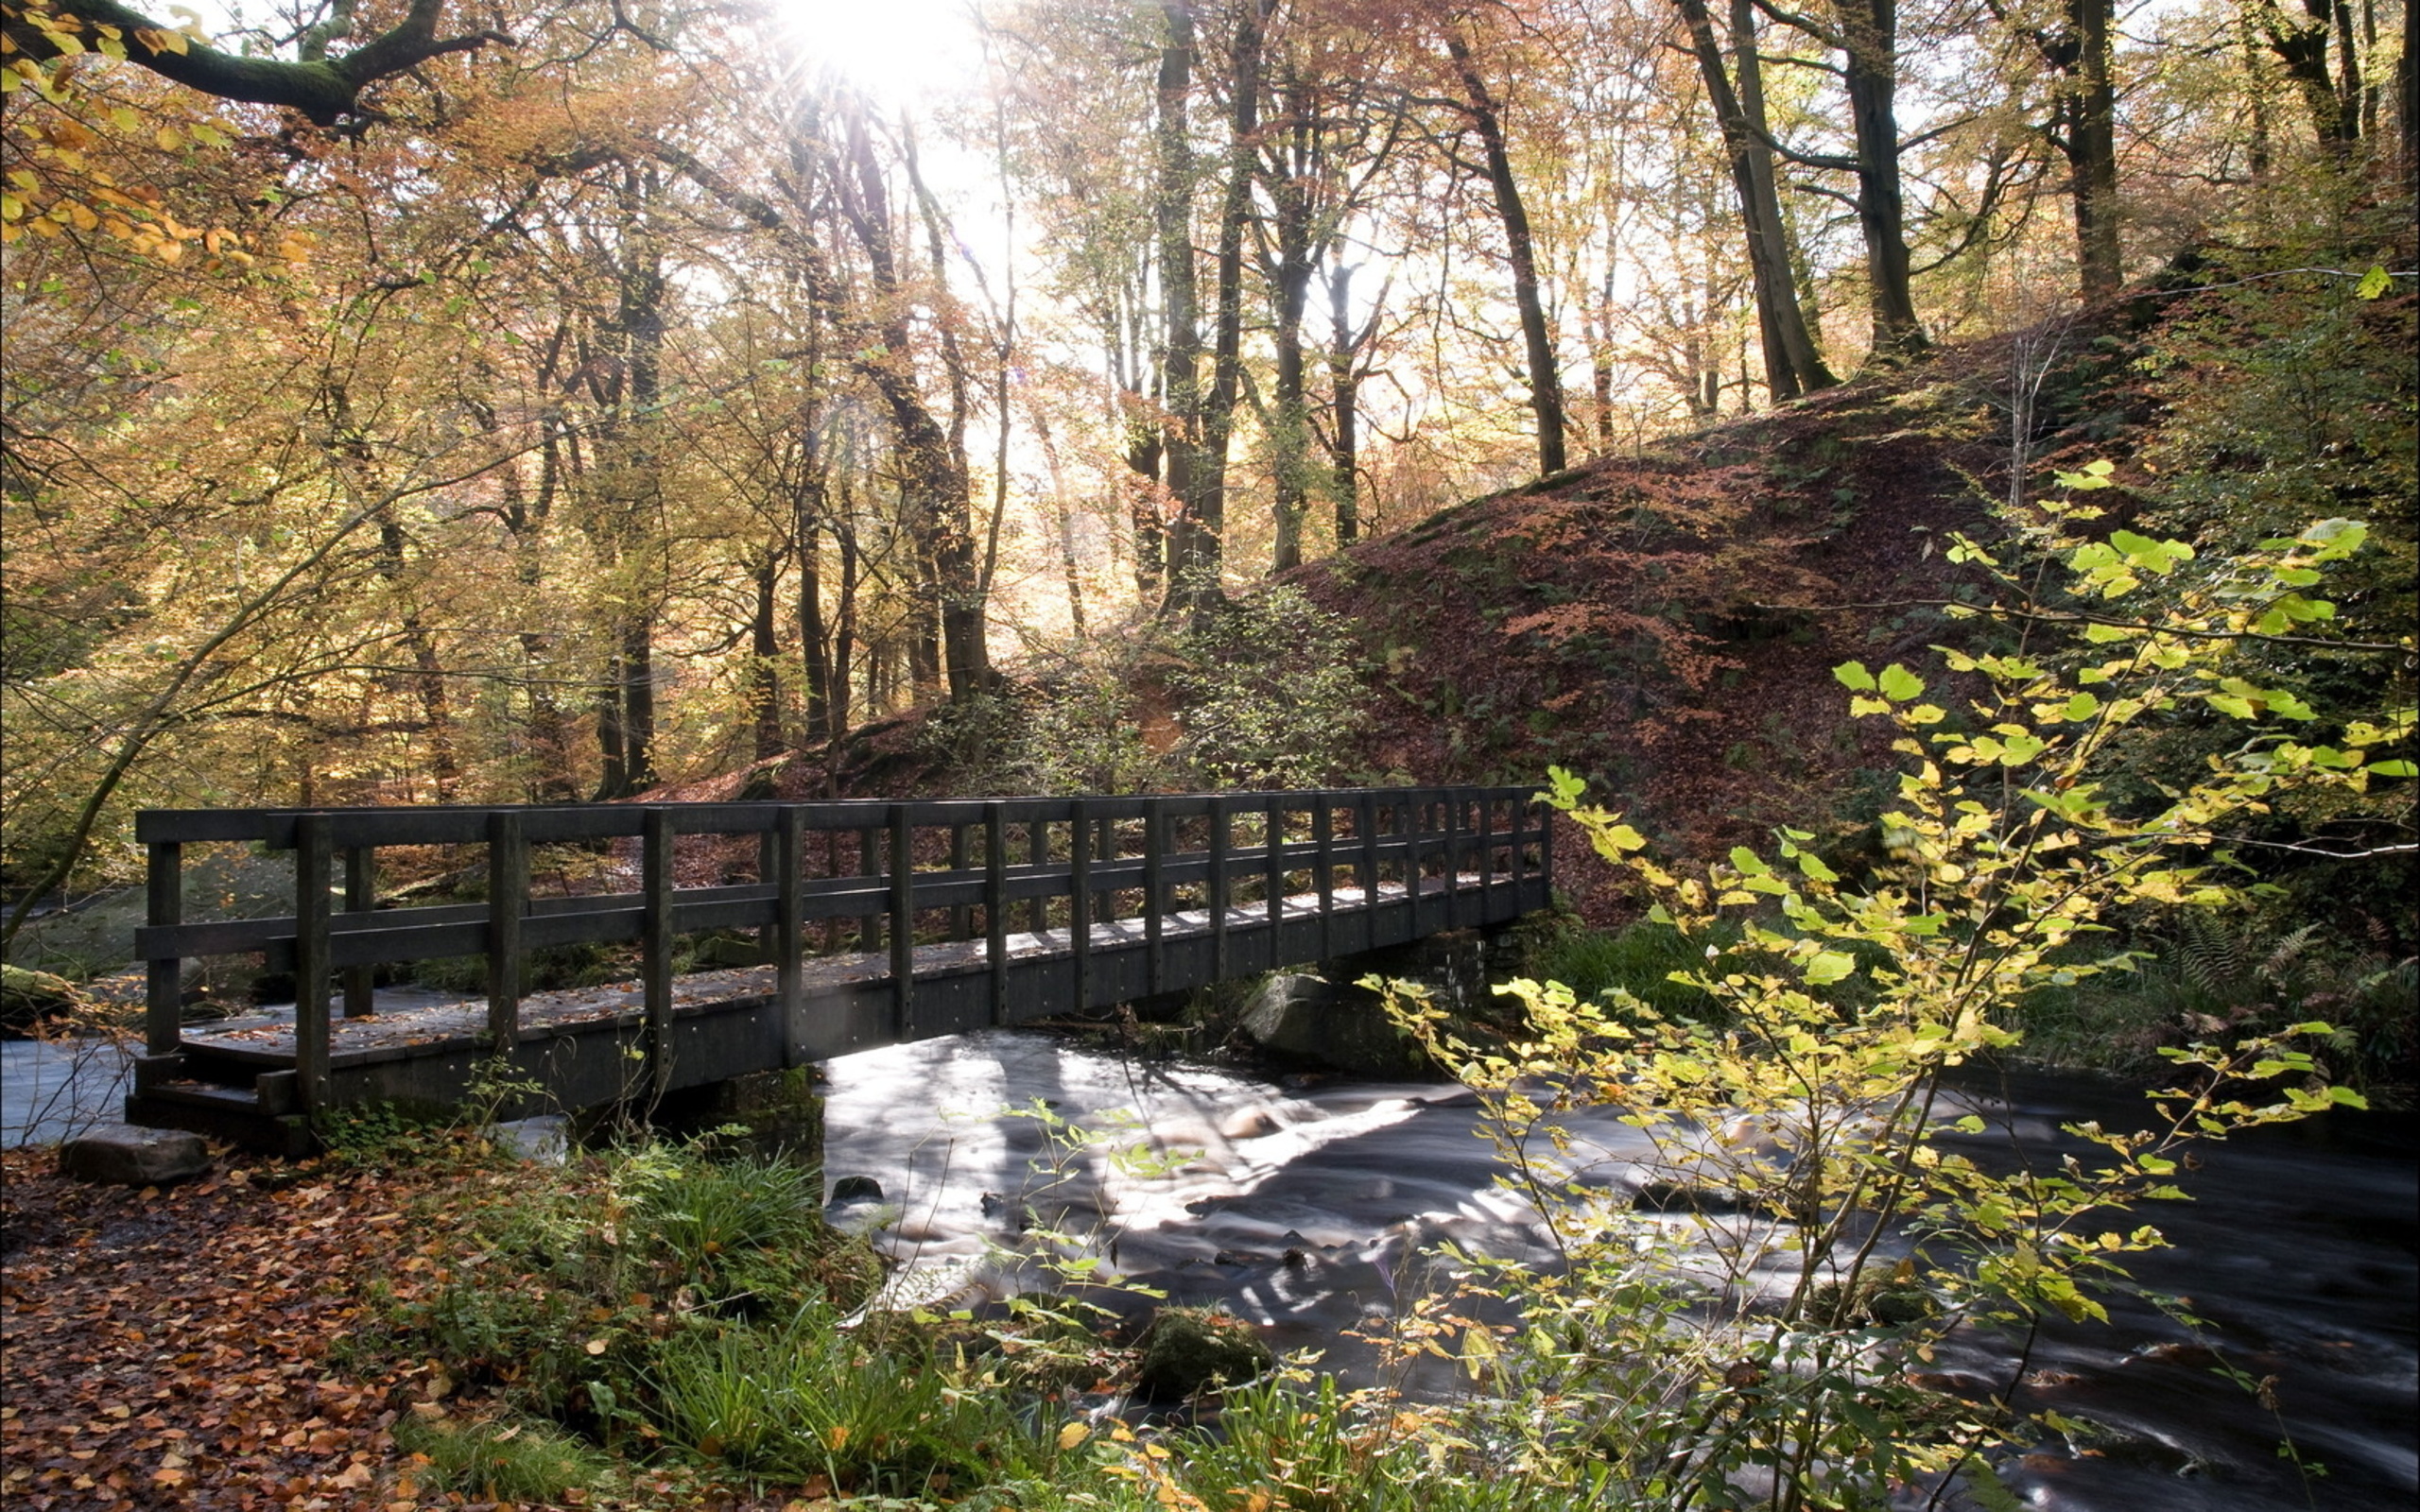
top-left (818, 1029), bottom-right (2416, 1511)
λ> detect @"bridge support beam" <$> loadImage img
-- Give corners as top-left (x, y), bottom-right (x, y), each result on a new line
top-left (648, 1066), bottom-right (826, 1169)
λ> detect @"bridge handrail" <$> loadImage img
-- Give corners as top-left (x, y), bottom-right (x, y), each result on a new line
top-left (134, 785), bottom-right (1553, 1111)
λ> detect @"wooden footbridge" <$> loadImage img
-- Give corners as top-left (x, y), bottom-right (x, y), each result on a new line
top-left (125, 787), bottom-right (1551, 1151)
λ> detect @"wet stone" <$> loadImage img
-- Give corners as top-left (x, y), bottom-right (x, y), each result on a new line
top-left (58, 1124), bottom-right (211, 1186)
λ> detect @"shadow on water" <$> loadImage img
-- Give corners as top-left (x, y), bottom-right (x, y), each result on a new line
top-left (812, 1033), bottom-right (2412, 1510)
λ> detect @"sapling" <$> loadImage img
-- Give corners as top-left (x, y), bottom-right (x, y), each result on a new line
top-left (1378, 505), bottom-right (2410, 1509)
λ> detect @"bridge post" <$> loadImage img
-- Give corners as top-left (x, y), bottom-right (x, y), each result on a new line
top-left (777, 806), bottom-right (806, 1063)
top-left (294, 815), bottom-right (332, 1115)
top-left (343, 846), bottom-right (376, 1018)
top-left (143, 840), bottom-right (182, 1066)
top-left (986, 805), bottom-right (1009, 1024)
top-left (643, 808), bottom-right (674, 1105)
top-left (486, 812), bottom-right (526, 1053)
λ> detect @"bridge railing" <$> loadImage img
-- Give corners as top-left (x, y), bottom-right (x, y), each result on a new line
top-left (133, 785), bottom-right (1550, 1109)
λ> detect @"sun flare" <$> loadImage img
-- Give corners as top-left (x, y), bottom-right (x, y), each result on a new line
top-left (768, 0), bottom-right (986, 105)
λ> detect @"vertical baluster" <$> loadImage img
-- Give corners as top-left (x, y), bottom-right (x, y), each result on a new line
top-left (642, 809), bottom-right (675, 1104)
top-left (1208, 798), bottom-right (1231, 983)
top-left (950, 822), bottom-right (973, 940)
top-left (1144, 803), bottom-right (1166, 997)
top-left (890, 806), bottom-right (915, 1039)
top-left (757, 824), bottom-right (781, 964)
top-left (486, 812), bottom-right (527, 1056)
top-left (777, 806), bottom-right (806, 1063)
top-left (1539, 794), bottom-right (1554, 903)
top-left (857, 825), bottom-right (881, 953)
top-left (144, 840), bottom-right (182, 1064)
top-left (342, 846), bottom-right (376, 1018)
top-left (1477, 793), bottom-right (1496, 921)
top-left (1443, 791), bottom-right (1462, 931)
top-left (294, 816), bottom-right (332, 1116)
top-left (1314, 797), bottom-right (1336, 961)
top-left (1069, 801), bottom-right (1093, 1011)
top-left (987, 806), bottom-right (1010, 1025)
top-left (1028, 816), bottom-right (1049, 934)
top-left (1358, 792), bottom-right (1380, 949)
top-left (1263, 799), bottom-right (1285, 966)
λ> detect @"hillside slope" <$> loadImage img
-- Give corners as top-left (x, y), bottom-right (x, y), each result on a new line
top-left (1293, 308), bottom-right (2159, 922)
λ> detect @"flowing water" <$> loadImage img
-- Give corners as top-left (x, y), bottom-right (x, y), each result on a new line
top-left (819, 1029), bottom-right (2417, 1511)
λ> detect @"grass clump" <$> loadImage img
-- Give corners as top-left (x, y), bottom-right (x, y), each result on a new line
top-left (394, 1411), bottom-right (619, 1503)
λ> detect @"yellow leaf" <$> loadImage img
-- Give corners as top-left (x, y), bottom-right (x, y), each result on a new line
top-left (1057, 1420), bottom-right (1091, 1450)
top-left (155, 125), bottom-right (184, 151)
top-left (67, 199), bottom-right (96, 231)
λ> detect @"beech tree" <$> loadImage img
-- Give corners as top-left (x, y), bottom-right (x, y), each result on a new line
top-left (3, 0), bottom-right (510, 123)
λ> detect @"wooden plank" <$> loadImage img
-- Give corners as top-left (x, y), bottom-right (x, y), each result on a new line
top-left (294, 816), bottom-right (332, 1114)
top-left (137, 810), bottom-right (275, 844)
top-left (342, 848), bottom-right (376, 1018)
top-left (777, 807), bottom-right (806, 1064)
top-left (643, 809), bottom-right (674, 1104)
top-left (486, 812), bottom-right (527, 1051)
top-left (890, 806), bottom-right (914, 1038)
top-left (986, 808), bottom-right (1009, 1025)
top-left (145, 841), bottom-right (182, 1057)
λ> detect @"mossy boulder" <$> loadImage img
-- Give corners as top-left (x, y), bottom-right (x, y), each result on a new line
top-left (2, 964), bottom-right (83, 1037)
top-left (1133, 1307), bottom-right (1272, 1400)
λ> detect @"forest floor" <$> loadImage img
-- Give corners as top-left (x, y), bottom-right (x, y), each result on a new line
top-left (0, 1144), bottom-right (794, 1512)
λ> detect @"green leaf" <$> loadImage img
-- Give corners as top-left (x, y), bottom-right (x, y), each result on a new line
top-left (1877, 663), bottom-right (1926, 701)
top-left (1833, 662), bottom-right (1877, 691)
top-left (2368, 760), bottom-right (2416, 777)
top-left (1804, 951), bottom-right (1857, 986)
top-left (2355, 264), bottom-right (2391, 300)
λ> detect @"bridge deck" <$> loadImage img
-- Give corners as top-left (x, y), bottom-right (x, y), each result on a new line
top-left (121, 788), bottom-right (1551, 1151)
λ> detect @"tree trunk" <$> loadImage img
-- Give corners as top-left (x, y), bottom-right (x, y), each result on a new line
top-left (1447, 33), bottom-right (1566, 477)
top-left (2059, 0), bottom-right (2124, 300)
top-left (1168, 0), bottom-right (1269, 622)
top-left (1268, 76), bottom-right (1315, 574)
top-left (1154, 1), bottom-right (1204, 614)
top-left (1326, 258), bottom-right (1363, 546)
top-left (750, 556), bottom-right (783, 763)
top-left (1840, 0), bottom-right (1927, 360)
top-left (1672, 0), bottom-right (1838, 401)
